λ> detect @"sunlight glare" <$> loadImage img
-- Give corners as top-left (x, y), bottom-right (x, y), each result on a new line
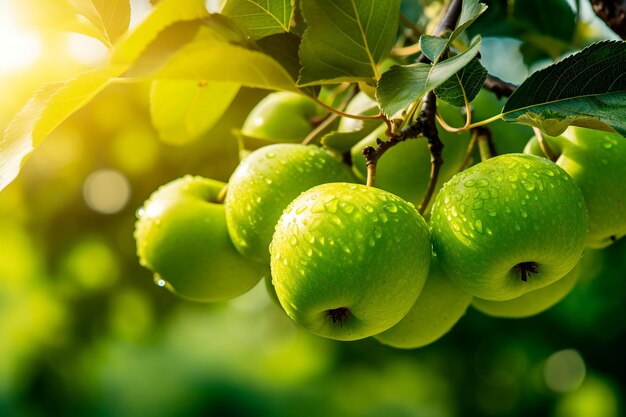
top-left (0, 6), bottom-right (42, 72)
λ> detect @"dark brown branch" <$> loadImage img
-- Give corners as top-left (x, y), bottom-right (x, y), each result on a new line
top-left (590, 0), bottom-right (626, 39)
top-left (483, 74), bottom-right (518, 99)
top-left (416, 0), bottom-right (464, 64)
top-left (417, 92), bottom-right (444, 214)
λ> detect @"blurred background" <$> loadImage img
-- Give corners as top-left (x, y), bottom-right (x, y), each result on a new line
top-left (1, 0), bottom-right (624, 416)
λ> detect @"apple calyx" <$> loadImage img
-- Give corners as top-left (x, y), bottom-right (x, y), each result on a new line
top-left (514, 262), bottom-right (539, 282)
top-left (326, 307), bottom-right (350, 327)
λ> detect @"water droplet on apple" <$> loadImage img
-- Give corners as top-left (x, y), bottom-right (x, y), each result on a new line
top-left (266, 152), bottom-right (276, 158)
top-left (476, 180), bottom-right (489, 188)
top-left (507, 174), bottom-right (518, 182)
top-left (136, 207), bottom-right (145, 218)
top-left (465, 180), bottom-right (476, 188)
top-left (521, 180), bottom-right (535, 191)
top-left (488, 210), bottom-right (497, 217)
top-left (364, 204), bottom-right (374, 213)
top-left (520, 210), bottom-right (528, 218)
top-left (472, 200), bottom-right (483, 210)
top-left (474, 220), bottom-right (483, 233)
top-left (514, 222), bottom-right (521, 231)
top-left (374, 226), bottom-right (383, 239)
top-left (459, 204), bottom-right (466, 213)
top-left (383, 203), bottom-right (398, 213)
top-left (324, 199), bottom-right (338, 213)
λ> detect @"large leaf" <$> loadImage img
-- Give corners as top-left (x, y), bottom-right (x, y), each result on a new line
top-left (0, 0), bottom-right (211, 192)
top-left (150, 38), bottom-right (299, 91)
top-left (502, 41), bottom-right (626, 136)
top-left (67, 0), bottom-right (131, 47)
top-left (111, 0), bottom-right (209, 65)
top-left (221, 0), bottom-right (294, 39)
top-left (0, 68), bottom-right (115, 191)
top-left (377, 36), bottom-right (482, 117)
top-left (434, 57), bottom-right (487, 107)
top-left (297, 0), bottom-right (401, 85)
top-left (150, 80), bottom-right (240, 145)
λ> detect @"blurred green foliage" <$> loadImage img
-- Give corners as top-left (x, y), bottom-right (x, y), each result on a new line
top-left (1, 0), bottom-right (625, 416)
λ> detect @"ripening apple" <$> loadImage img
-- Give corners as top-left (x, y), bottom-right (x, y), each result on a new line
top-left (225, 144), bottom-right (357, 263)
top-left (374, 254), bottom-right (472, 348)
top-left (240, 92), bottom-right (322, 142)
top-left (270, 182), bottom-right (432, 341)
top-left (524, 127), bottom-right (626, 248)
top-left (350, 100), bottom-right (471, 213)
top-left (471, 261), bottom-right (580, 318)
top-left (134, 176), bottom-right (265, 302)
top-left (430, 154), bottom-right (588, 301)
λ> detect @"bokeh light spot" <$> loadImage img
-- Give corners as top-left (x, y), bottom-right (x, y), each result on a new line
top-left (83, 169), bottom-right (131, 214)
top-left (65, 33), bottom-right (107, 66)
top-left (544, 349), bottom-right (586, 392)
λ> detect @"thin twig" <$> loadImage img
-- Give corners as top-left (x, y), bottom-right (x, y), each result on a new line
top-left (417, 92), bottom-right (444, 214)
top-left (309, 94), bottom-right (385, 121)
top-left (302, 87), bottom-right (358, 145)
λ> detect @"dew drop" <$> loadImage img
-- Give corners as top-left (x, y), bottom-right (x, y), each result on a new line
top-left (266, 152), bottom-right (276, 158)
top-left (603, 142), bottom-right (613, 149)
top-left (465, 180), bottom-right (477, 188)
top-left (296, 205), bottom-right (308, 215)
top-left (459, 204), bottom-right (466, 213)
top-left (384, 203), bottom-right (398, 213)
top-left (374, 226), bottom-right (383, 239)
top-left (472, 200), bottom-right (483, 210)
top-left (514, 222), bottom-right (521, 231)
top-left (521, 180), bottom-right (535, 192)
top-left (476, 179), bottom-right (489, 188)
top-left (324, 199), bottom-right (338, 213)
top-left (339, 202), bottom-right (355, 214)
top-left (488, 210), bottom-right (497, 217)
top-left (364, 204), bottom-right (374, 213)
top-left (507, 174), bottom-right (518, 182)
top-left (136, 207), bottom-right (145, 218)
top-left (475, 220), bottom-right (483, 233)
top-left (520, 210), bottom-right (528, 218)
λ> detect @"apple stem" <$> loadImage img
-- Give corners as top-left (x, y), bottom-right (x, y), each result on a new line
top-left (514, 262), bottom-right (539, 282)
top-left (459, 129), bottom-right (479, 171)
top-left (215, 184), bottom-right (228, 204)
top-left (532, 127), bottom-right (559, 162)
top-left (475, 126), bottom-right (496, 161)
top-left (326, 307), bottom-right (350, 327)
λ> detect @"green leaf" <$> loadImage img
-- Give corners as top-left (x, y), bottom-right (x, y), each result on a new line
top-left (67, 0), bottom-right (131, 47)
top-left (150, 80), bottom-right (240, 145)
top-left (150, 38), bottom-right (299, 91)
top-left (111, 0), bottom-right (209, 65)
top-left (0, 67), bottom-right (115, 191)
top-left (434, 58), bottom-right (487, 107)
top-left (451, 0), bottom-right (488, 41)
top-left (377, 36), bottom-right (482, 117)
top-left (297, 0), bottom-right (401, 86)
top-left (419, 35), bottom-right (448, 62)
top-left (502, 41), bottom-right (626, 136)
top-left (221, 0), bottom-right (294, 39)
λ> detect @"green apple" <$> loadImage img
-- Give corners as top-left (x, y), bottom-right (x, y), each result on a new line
top-left (374, 254), bottom-right (472, 349)
top-left (351, 101), bottom-right (471, 212)
top-left (472, 261), bottom-right (580, 318)
top-left (337, 91), bottom-right (380, 134)
top-left (225, 144), bottom-right (357, 263)
top-left (240, 92), bottom-right (322, 142)
top-left (524, 127), bottom-right (626, 248)
top-left (471, 88), bottom-right (534, 154)
top-left (431, 154), bottom-right (588, 301)
top-left (134, 176), bottom-right (265, 302)
top-left (270, 182), bottom-right (431, 341)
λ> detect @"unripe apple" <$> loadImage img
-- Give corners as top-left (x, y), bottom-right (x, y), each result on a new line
top-left (240, 92), bottom-right (322, 142)
top-left (337, 91), bottom-right (380, 134)
top-left (225, 144), bottom-right (357, 263)
top-left (472, 261), bottom-right (580, 318)
top-left (350, 101), bottom-right (470, 212)
top-left (135, 176), bottom-right (265, 302)
top-left (431, 154), bottom-right (588, 301)
top-left (270, 182), bottom-right (431, 341)
top-left (374, 254), bottom-right (471, 348)
top-left (524, 127), bottom-right (626, 248)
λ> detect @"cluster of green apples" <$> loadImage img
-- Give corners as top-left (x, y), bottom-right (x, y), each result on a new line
top-left (134, 91), bottom-right (626, 348)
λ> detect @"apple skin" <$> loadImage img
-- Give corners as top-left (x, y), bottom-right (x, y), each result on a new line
top-left (134, 176), bottom-right (265, 302)
top-left (374, 254), bottom-right (472, 349)
top-left (270, 182), bottom-right (431, 341)
top-left (350, 101), bottom-right (470, 213)
top-left (225, 144), bottom-right (357, 263)
top-left (472, 261), bottom-right (580, 318)
top-left (241, 92), bottom-right (322, 142)
top-left (430, 153), bottom-right (588, 301)
top-left (471, 89), bottom-right (534, 154)
top-left (524, 127), bottom-right (626, 248)
top-left (337, 91), bottom-right (380, 134)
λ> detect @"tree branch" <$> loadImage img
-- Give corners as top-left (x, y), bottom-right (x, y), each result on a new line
top-left (483, 74), bottom-right (518, 99)
top-left (590, 0), bottom-right (626, 39)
